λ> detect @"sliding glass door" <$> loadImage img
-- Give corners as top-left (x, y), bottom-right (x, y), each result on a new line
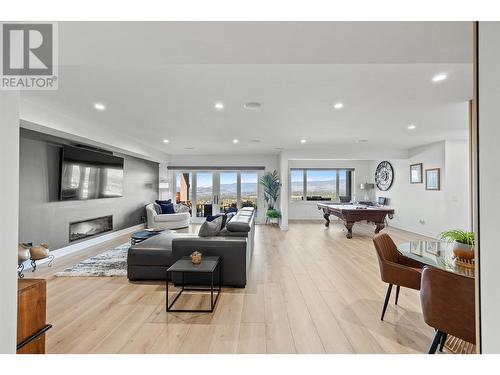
top-left (241, 172), bottom-right (258, 210)
top-left (174, 170), bottom-right (261, 221)
top-left (219, 172), bottom-right (238, 213)
top-left (195, 172), bottom-right (214, 217)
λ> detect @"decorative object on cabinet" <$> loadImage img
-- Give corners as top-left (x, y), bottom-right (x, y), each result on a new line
top-left (18, 243), bottom-right (31, 278)
top-left (29, 243), bottom-right (54, 272)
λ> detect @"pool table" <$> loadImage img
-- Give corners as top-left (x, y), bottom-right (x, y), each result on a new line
top-left (318, 203), bottom-right (395, 239)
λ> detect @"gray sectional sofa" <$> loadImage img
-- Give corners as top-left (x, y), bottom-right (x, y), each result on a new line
top-left (127, 207), bottom-right (255, 287)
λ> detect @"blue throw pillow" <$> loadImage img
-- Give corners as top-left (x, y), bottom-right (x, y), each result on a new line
top-left (159, 202), bottom-right (175, 214)
top-left (156, 199), bottom-right (171, 205)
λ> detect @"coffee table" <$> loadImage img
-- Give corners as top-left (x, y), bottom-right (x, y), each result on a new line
top-left (130, 229), bottom-right (173, 245)
top-left (166, 256), bottom-right (222, 313)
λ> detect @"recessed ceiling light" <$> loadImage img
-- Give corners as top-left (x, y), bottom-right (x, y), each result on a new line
top-left (300, 139), bottom-right (307, 144)
top-left (214, 102), bottom-right (225, 110)
top-left (233, 139), bottom-right (239, 144)
top-left (408, 124), bottom-right (416, 130)
top-left (432, 73), bottom-right (447, 82)
top-left (333, 102), bottom-right (344, 109)
top-left (163, 139), bottom-right (169, 143)
top-left (244, 102), bottom-right (262, 110)
top-left (93, 102), bottom-right (106, 111)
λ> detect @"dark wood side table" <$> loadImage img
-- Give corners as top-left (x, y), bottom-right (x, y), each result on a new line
top-left (166, 256), bottom-right (222, 313)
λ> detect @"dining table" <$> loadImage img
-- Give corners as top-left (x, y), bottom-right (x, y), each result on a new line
top-left (396, 240), bottom-right (474, 279)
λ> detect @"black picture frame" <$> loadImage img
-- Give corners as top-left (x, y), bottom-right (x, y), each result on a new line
top-left (410, 163), bottom-right (423, 184)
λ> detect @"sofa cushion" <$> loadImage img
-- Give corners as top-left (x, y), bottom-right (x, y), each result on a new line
top-left (155, 212), bottom-right (190, 222)
top-left (156, 199), bottom-right (171, 205)
top-left (128, 232), bottom-right (198, 266)
top-left (206, 213), bottom-right (229, 228)
top-left (159, 202), bottom-right (175, 214)
top-left (226, 217), bottom-right (251, 232)
top-left (199, 216), bottom-right (223, 237)
top-left (174, 203), bottom-right (190, 213)
top-left (225, 212), bottom-right (236, 223)
top-left (218, 227), bottom-right (248, 237)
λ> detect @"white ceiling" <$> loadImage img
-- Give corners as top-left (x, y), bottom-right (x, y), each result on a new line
top-left (20, 21), bottom-right (473, 157)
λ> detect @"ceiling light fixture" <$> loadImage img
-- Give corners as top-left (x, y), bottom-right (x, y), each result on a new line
top-left (408, 124), bottom-right (416, 130)
top-left (163, 139), bottom-right (169, 143)
top-left (333, 102), bottom-right (344, 109)
top-left (233, 139), bottom-right (239, 144)
top-left (214, 102), bottom-right (225, 110)
top-left (432, 73), bottom-right (447, 82)
top-left (300, 139), bottom-right (307, 144)
top-left (93, 102), bottom-right (106, 111)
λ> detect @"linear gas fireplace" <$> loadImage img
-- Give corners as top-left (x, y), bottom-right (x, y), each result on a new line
top-left (69, 215), bottom-right (113, 242)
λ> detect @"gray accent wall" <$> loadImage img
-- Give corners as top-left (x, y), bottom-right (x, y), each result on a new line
top-left (19, 130), bottom-right (159, 250)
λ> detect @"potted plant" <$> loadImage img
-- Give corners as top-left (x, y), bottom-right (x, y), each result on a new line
top-left (266, 209), bottom-right (281, 225)
top-left (260, 170), bottom-right (282, 224)
top-left (439, 229), bottom-right (475, 259)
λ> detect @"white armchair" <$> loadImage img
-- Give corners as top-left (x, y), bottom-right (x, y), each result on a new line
top-left (146, 203), bottom-right (190, 230)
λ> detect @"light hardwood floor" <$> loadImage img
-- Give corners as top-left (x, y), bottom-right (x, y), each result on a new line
top-left (34, 221), bottom-right (436, 354)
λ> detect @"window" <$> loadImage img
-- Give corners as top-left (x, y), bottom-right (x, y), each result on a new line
top-left (290, 169), bottom-right (305, 201)
top-left (306, 170), bottom-right (336, 201)
top-left (290, 168), bottom-right (353, 202)
top-left (241, 172), bottom-right (258, 209)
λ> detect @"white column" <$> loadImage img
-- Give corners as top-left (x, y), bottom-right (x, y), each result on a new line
top-left (478, 22), bottom-right (500, 353)
top-left (279, 151), bottom-right (289, 230)
top-left (0, 91), bottom-right (20, 353)
top-left (158, 161), bottom-right (169, 200)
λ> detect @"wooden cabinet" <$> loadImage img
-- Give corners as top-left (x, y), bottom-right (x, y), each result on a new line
top-left (17, 279), bottom-right (49, 354)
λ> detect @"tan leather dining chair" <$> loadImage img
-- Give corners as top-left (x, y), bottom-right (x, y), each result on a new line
top-left (420, 266), bottom-right (475, 354)
top-left (372, 233), bottom-right (425, 321)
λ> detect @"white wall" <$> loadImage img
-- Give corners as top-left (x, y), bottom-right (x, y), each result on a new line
top-left (0, 91), bottom-right (20, 353)
top-left (287, 159), bottom-right (373, 220)
top-left (369, 141), bottom-right (469, 238)
top-left (445, 140), bottom-right (471, 230)
top-left (168, 153), bottom-right (279, 172)
top-left (478, 21), bottom-right (500, 353)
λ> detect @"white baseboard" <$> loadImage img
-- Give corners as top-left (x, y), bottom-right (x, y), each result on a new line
top-left (22, 224), bottom-right (144, 271)
top-left (386, 223), bottom-right (437, 239)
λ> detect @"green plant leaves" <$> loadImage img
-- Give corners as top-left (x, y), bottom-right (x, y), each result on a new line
top-left (439, 229), bottom-right (475, 246)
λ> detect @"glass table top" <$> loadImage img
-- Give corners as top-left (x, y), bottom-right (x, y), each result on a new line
top-left (397, 240), bottom-right (475, 279)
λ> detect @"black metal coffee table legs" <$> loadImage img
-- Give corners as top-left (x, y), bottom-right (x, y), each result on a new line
top-left (166, 258), bottom-right (222, 313)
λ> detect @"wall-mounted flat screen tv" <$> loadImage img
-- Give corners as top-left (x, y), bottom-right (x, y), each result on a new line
top-left (60, 145), bottom-right (124, 200)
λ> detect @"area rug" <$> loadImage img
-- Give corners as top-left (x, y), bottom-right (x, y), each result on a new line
top-left (54, 243), bottom-right (130, 277)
